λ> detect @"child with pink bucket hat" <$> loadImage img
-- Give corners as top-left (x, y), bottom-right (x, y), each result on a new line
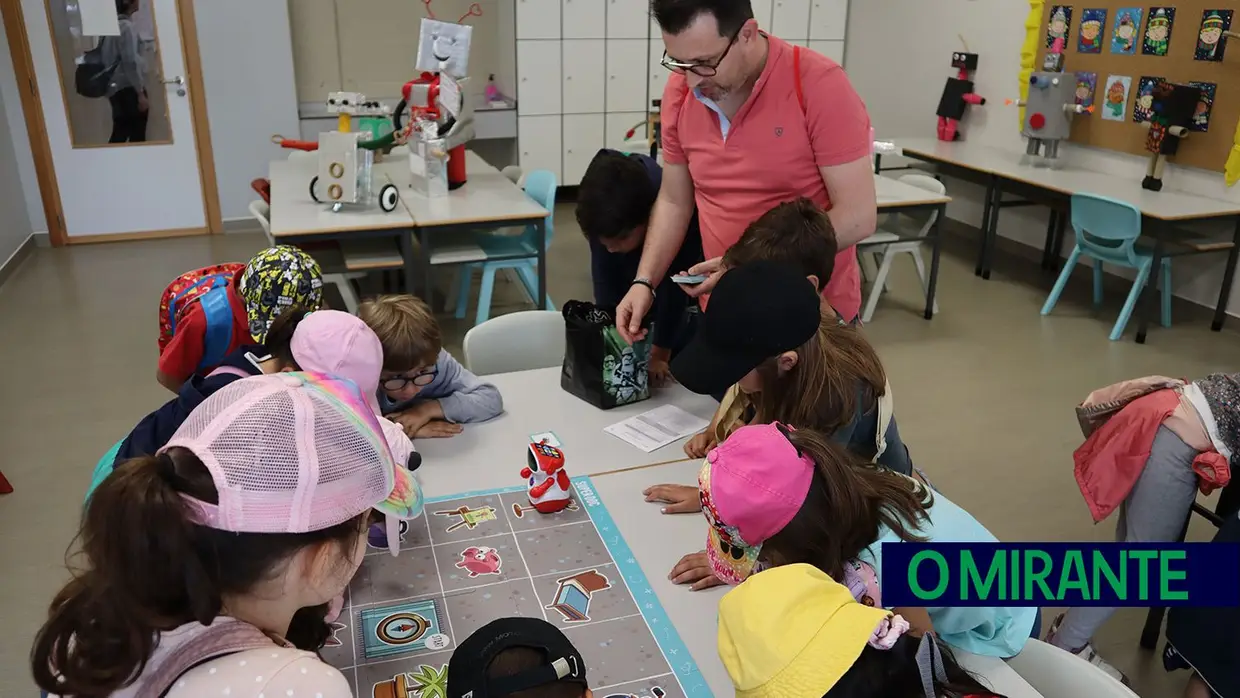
top-left (33, 372), bottom-right (421, 698)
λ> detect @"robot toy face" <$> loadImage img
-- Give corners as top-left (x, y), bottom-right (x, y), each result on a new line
top-left (950, 52), bottom-right (979, 70)
top-left (416, 18), bottom-right (473, 78)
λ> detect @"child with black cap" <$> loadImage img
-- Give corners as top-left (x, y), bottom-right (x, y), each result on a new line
top-left (448, 618), bottom-right (592, 698)
top-left (642, 260), bottom-right (915, 591)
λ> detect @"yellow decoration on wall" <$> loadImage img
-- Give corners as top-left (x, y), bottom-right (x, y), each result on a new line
top-left (1226, 116), bottom-right (1240, 187)
top-left (1019, 0), bottom-right (1046, 127)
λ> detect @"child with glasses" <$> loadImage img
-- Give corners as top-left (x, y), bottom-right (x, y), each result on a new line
top-left (359, 295), bottom-right (503, 439)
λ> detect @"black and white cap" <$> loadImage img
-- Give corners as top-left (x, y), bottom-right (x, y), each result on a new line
top-left (447, 617), bottom-right (588, 698)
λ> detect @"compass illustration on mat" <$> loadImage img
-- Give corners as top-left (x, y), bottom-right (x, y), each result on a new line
top-left (376, 612), bottom-right (430, 645)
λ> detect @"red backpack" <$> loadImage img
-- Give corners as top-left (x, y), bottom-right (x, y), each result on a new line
top-left (157, 263), bottom-right (246, 368)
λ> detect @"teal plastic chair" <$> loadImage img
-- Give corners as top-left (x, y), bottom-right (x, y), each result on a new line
top-left (453, 170), bottom-right (557, 325)
top-left (86, 440), bottom-right (123, 503)
top-left (1041, 193), bottom-right (1171, 341)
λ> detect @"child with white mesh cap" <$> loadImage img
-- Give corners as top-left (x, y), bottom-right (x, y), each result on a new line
top-left (32, 372), bottom-right (422, 698)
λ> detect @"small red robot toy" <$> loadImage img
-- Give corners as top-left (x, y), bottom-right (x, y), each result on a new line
top-left (522, 440), bottom-right (572, 514)
top-left (936, 52), bottom-right (986, 142)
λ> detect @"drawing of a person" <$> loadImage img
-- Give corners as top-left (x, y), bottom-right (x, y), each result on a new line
top-left (1145, 9), bottom-right (1171, 54)
top-left (1080, 19), bottom-right (1102, 50)
top-left (1106, 80), bottom-right (1126, 118)
top-left (1193, 98), bottom-right (1210, 128)
top-left (1199, 12), bottom-right (1226, 57)
top-left (1136, 91), bottom-right (1155, 121)
top-left (1075, 79), bottom-right (1093, 106)
top-left (1115, 13), bottom-right (1137, 51)
top-left (1049, 7), bottom-right (1069, 41)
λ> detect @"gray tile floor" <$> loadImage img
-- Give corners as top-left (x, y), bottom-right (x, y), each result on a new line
top-left (1, 206), bottom-right (1236, 697)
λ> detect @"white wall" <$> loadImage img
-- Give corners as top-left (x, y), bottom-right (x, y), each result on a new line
top-left (0, 10), bottom-right (48, 236)
top-left (192, 0), bottom-right (299, 222)
top-left (847, 0), bottom-right (1240, 316)
top-left (0, 51), bottom-right (35, 267)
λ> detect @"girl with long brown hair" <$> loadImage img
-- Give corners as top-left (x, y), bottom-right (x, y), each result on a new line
top-left (32, 373), bottom-right (421, 697)
top-left (702, 422), bottom-right (1037, 658)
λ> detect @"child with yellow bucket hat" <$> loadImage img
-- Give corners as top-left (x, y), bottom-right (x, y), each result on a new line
top-left (718, 563), bottom-right (1004, 698)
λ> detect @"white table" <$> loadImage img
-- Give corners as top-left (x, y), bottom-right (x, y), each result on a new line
top-left (892, 137), bottom-right (1240, 343)
top-left (414, 366), bottom-right (717, 498)
top-left (871, 173), bottom-right (954, 319)
top-left (588, 460), bottom-right (1046, 698)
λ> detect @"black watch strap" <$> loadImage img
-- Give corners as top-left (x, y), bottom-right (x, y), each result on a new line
top-left (631, 277), bottom-right (656, 297)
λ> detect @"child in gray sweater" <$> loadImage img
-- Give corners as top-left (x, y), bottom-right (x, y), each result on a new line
top-left (359, 295), bottom-right (503, 438)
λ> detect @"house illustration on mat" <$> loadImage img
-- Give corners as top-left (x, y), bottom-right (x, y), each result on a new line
top-left (545, 570), bottom-right (611, 622)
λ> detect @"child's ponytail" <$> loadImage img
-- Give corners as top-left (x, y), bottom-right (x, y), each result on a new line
top-left (762, 429), bottom-right (932, 580)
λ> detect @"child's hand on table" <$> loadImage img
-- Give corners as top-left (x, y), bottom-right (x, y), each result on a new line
top-left (669, 551), bottom-right (725, 591)
top-left (648, 347), bottom-right (673, 387)
top-left (643, 484), bottom-right (701, 514)
top-left (391, 402), bottom-right (449, 437)
top-left (413, 420), bottom-right (463, 438)
top-left (683, 431), bottom-right (716, 459)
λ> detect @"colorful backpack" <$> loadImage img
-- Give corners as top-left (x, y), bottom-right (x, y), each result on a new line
top-left (158, 263), bottom-right (246, 371)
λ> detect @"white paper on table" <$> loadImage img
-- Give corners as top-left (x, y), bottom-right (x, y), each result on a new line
top-left (603, 405), bottom-right (709, 453)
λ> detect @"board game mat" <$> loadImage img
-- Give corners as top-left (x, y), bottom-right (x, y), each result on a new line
top-left (324, 477), bottom-right (713, 698)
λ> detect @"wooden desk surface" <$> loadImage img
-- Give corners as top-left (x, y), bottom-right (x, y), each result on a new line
top-left (385, 149), bottom-right (548, 227)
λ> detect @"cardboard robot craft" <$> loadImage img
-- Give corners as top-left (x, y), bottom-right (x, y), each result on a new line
top-left (522, 440), bottom-right (572, 514)
top-left (1008, 70), bottom-right (1092, 167)
top-left (1139, 81), bottom-right (1204, 191)
top-left (936, 52), bottom-right (986, 142)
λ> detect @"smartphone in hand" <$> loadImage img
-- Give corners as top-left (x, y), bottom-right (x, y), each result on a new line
top-left (671, 274), bottom-right (708, 285)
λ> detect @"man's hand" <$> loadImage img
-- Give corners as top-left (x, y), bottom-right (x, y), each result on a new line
top-left (138, 91), bottom-right (150, 113)
top-left (668, 551), bottom-right (725, 591)
top-left (413, 420), bottom-right (463, 438)
top-left (683, 430), bottom-right (716, 459)
top-left (679, 257), bottom-right (725, 299)
top-left (616, 283), bottom-right (654, 344)
top-left (643, 484), bottom-right (701, 514)
top-left (648, 346), bottom-right (672, 387)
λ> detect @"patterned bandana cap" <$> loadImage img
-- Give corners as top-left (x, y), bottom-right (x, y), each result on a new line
top-left (239, 245), bottom-right (324, 343)
top-left (1195, 372), bottom-right (1240, 458)
top-left (700, 460), bottom-right (760, 585)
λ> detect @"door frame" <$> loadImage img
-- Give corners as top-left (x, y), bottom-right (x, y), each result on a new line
top-left (0, 0), bottom-right (221, 246)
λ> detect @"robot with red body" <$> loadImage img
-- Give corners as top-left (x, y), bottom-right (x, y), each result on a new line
top-left (522, 440), bottom-right (572, 514)
top-left (936, 52), bottom-right (986, 141)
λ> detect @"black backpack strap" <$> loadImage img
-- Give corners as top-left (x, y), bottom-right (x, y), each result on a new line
top-left (139, 620), bottom-right (278, 697)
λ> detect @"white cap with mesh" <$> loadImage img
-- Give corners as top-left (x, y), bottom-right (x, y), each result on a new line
top-left (160, 371), bottom-right (423, 551)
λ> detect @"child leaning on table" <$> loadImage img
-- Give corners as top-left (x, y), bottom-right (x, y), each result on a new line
top-left (358, 294), bottom-right (503, 439)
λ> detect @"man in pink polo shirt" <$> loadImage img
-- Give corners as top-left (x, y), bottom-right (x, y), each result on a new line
top-left (616, 0), bottom-right (876, 342)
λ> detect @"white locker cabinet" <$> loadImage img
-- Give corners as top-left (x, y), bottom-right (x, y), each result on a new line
top-left (606, 0), bottom-right (648, 39)
top-left (516, 41), bottom-right (563, 116)
top-left (606, 39), bottom-right (648, 112)
top-left (771, 0), bottom-right (812, 42)
top-left (809, 0), bottom-right (848, 40)
top-left (562, 0), bottom-right (605, 39)
top-left (751, 0), bottom-right (774, 29)
top-left (517, 0), bottom-right (561, 40)
top-left (562, 40), bottom-right (605, 113)
top-left (809, 40), bottom-right (845, 64)
top-left (647, 38), bottom-right (668, 109)
top-left (563, 114), bottom-right (605, 185)
top-left (605, 111), bottom-right (646, 151)
top-left (519, 115), bottom-right (564, 180)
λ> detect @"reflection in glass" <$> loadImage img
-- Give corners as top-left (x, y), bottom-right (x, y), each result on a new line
top-left (49, 0), bottom-right (172, 147)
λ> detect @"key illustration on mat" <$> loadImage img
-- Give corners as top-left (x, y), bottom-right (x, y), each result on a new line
top-left (1195, 10), bottom-right (1233, 61)
top-left (1078, 8), bottom-right (1107, 53)
top-left (1102, 75), bottom-right (1132, 121)
top-left (1132, 76), bottom-right (1164, 123)
top-left (1111, 7), bottom-right (1143, 54)
top-left (1189, 82), bottom-right (1217, 131)
top-left (1075, 72), bottom-right (1098, 110)
top-left (1047, 6), bottom-right (1074, 47)
top-left (1142, 7), bottom-right (1176, 56)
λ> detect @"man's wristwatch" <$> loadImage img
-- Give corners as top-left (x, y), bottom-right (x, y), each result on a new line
top-left (631, 277), bottom-right (656, 297)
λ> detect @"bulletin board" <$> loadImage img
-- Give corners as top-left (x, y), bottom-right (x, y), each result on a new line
top-left (1034, 2), bottom-right (1240, 171)
top-left (289, 0), bottom-right (509, 105)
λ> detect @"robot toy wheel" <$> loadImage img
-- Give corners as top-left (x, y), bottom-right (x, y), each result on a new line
top-left (309, 175), bottom-right (321, 203)
top-left (379, 183), bottom-right (400, 212)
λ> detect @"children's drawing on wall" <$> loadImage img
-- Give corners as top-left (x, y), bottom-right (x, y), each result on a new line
top-left (1195, 10), bottom-right (1233, 61)
top-left (1111, 8), bottom-right (1143, 54)
top-left (1132, 76), bottom-right (1164, 123)
top-left (1074, 72), bottom-right (1098, 110)
top-left (1102, 75), bottom-right (1132, 121)
top-left (1047, 5), bottom-right (1074, 47)
top-left (1078, 8), bottom-right (1107, 53)
top-left (1189, 81), bottom-right (1217, 131)
top-left (1142, 7), bottom-right (1176, 56)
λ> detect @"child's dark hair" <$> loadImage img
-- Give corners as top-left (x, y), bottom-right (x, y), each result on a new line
top-left (487, 647), bottom-right (588, 698)
top-left (575, 150), bottom-right (657, 242)
top-left (262, 306), bottom-right (312, 367)
top-left (761, 429), bottom-right (931, 580)
top-left (825, 635), bottom-right (1006, 698)
top-left (30, 448), bottom-right (366, 696)
top-left (723, 198), bottom-right (838, 291)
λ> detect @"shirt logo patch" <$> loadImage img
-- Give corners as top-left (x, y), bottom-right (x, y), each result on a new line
top-left (774, 127), bottom-right (784, 137)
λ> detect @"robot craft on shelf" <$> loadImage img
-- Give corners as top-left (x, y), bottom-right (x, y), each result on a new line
top-left (394, 1), bottom-right (480, 194)
top-left (1008, 73), bottom-right (1091, 167)
top-left (1140, 81), bottom-right (1203, 191)
top-left (522, 440), bottom-right (572, 514)
top-left (292, 92), bottom-right (401, 213)
top-left (936, 52), bottom-right (985, 141)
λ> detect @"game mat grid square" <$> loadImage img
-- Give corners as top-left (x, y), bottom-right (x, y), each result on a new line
top-left (330, 477), bottom-right (712, 698)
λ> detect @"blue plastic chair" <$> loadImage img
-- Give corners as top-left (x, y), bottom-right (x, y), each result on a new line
top-left (1041, 193), bottom-right (1171, 341)
top-left (453, 170), bottom-right (557, 325)
top-left (85, 440), bottom-right (123, 503)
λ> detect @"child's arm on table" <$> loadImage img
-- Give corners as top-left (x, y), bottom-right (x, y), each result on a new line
top-left (425, 352), bottom-right (504, 423)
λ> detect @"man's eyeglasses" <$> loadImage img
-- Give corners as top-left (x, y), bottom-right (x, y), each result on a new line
top-left (382, 367), bottom-right (438, 391)
top-left (660, 27), bottom-right (742, 77)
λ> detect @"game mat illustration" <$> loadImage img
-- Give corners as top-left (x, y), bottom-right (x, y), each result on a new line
top-left (325, 477), bottom-right (712, 698)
